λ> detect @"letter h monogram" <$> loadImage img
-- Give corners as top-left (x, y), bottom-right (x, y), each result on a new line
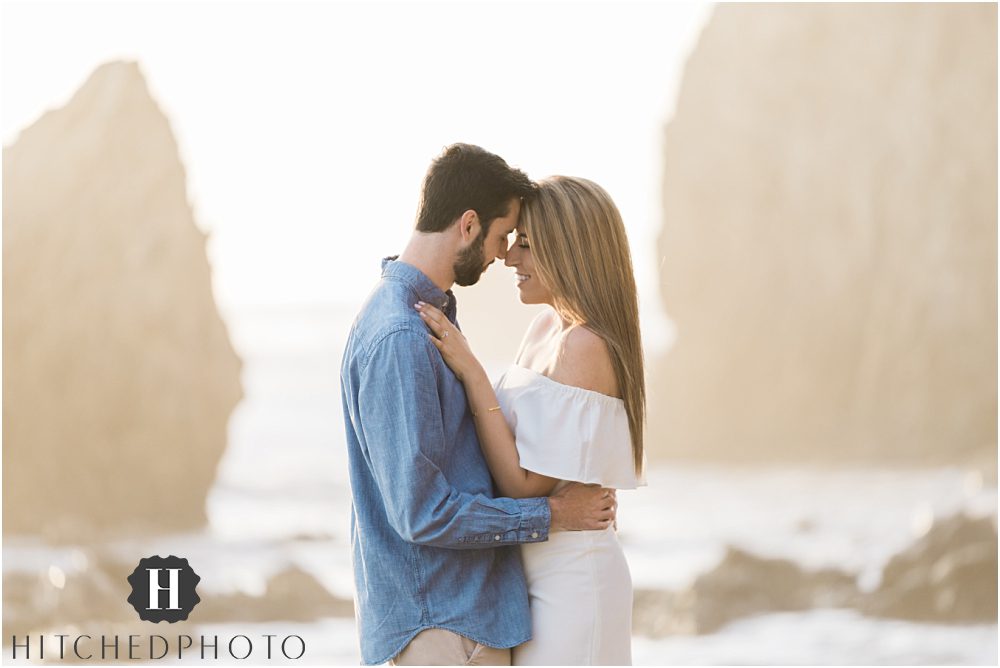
top-left (146, 568), bottom-right (182, 610)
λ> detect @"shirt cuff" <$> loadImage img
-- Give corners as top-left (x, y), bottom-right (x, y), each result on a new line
top-left (515, 496), bottom-right (550, 543)
top-left (455, 496), bottom-right (551, 545)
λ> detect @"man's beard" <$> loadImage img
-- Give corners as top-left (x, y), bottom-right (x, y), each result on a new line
top-left (453, 230), bottom-right (489, 287)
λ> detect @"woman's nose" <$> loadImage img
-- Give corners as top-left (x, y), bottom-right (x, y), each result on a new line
top-left (504, 243), bottom-right (519, 267)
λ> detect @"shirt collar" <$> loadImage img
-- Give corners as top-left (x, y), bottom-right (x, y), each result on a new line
top-left (381, 255), bottom-right (456, 316)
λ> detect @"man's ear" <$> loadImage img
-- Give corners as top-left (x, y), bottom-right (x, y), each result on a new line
top-left (457, 209), bottom-right (480, 244)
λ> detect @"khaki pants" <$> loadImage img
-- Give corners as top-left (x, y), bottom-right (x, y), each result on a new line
top-left (389, 628), bottom-right (512, 666)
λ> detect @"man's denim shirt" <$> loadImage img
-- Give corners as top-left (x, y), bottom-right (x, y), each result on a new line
top-left (340, 257), bottom-right (551, 665)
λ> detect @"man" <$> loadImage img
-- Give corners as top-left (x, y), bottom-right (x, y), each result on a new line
top-left (340, 143), bottom-right (617, 666)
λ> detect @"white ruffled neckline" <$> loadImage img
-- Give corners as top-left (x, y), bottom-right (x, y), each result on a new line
top-left (504, 364), bottom-right (626, 408)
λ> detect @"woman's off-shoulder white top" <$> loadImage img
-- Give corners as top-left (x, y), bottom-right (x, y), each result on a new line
top-left (493, 364), bottom-right (646, 490)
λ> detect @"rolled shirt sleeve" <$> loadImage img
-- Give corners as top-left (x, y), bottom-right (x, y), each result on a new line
top-left (358, 328), bottom-right (550, 548)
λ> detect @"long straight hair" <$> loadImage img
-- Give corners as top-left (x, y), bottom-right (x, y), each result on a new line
top-left (520, 176), bottom-right (645, 475)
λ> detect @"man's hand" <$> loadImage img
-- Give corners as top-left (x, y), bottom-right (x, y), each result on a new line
top-left (548, 482), bottom-right (616, 531)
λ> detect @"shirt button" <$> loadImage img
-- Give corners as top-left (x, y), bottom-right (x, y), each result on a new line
top-left (494, 535), bottom-right (501, 541)
top-left (531, 532), bottom-right (539, 539)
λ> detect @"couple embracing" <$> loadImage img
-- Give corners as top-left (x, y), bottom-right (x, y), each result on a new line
top-left (340, 144), bottom-right (646, 666)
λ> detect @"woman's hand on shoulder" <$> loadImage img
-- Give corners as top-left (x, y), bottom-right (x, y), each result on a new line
top-left (551, 326), bottom-right (620, 398)
top-left (415, 302), bottom-right (484, 383)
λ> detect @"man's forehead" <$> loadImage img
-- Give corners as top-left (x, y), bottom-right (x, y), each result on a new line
top-left (499, 217), bottom-right (518, 234)
top-left (508, 197), bottom-right (522, 217)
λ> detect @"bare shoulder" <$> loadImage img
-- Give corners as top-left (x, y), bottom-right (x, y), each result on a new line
top-left (549, 326), bottom-right (620, 398)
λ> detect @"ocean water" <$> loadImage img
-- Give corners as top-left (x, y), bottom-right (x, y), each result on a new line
top-left (4, 304), bottom-right (997, 665)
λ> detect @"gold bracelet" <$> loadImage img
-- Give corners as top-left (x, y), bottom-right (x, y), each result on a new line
top-left (472, 405), bottom-right (502, 418)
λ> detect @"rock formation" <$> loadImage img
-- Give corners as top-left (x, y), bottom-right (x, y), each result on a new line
top-left (633, 546), bottom-right (861, 637)
top-left (633, 515), bottom-right (997, 638)
top-left (864, 512), bottom-right (998, 622)
top-left (653, 3), bottom-right (997, 464)
top-left (2, 61), bottom-right (243, 539)
top-left (196, 565), bottom-right (354, 622)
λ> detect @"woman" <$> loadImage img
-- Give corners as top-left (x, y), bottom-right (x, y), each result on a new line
top-left (415, 176), bottom-right (645, 665)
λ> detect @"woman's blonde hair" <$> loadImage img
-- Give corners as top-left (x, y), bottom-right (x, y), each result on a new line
top-left (520, 176), bottom-right (645, 475)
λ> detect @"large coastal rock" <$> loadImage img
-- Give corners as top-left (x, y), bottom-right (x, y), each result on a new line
top-left (652, 4), bottom-right (997, 464)
top-left (2, 61), bottom-right (243, 540)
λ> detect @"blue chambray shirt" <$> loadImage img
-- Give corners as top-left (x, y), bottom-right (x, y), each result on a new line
top-left (340, 257), bottom-right (551, 665)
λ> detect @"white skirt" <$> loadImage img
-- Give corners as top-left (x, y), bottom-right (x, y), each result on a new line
top-left (514, 526), bottom-right (633, 666)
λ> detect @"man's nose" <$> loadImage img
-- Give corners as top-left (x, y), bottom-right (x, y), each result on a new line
top-left (497, 242), bottom-right (508, 261)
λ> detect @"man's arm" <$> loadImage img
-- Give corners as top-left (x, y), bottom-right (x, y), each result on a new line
top-left (358, 328), bottom-right (551, 549)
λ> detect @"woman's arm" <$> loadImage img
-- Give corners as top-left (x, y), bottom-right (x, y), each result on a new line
top-left (461, 367), bottom-right (559, 498)
top-left (416, 302), bottom-right (559, 499)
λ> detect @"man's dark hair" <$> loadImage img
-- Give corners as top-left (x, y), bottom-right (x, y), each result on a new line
top-left (415, 143), bottom-right (537, 234)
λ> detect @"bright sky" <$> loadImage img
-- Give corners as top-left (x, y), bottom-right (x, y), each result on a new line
top-left (2, 1), bottom-right (711, 337)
